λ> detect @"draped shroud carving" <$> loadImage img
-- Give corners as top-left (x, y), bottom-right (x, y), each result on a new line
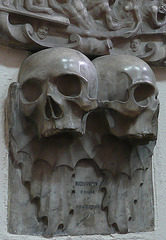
top-left (7, 48), bottom-right (159, 237)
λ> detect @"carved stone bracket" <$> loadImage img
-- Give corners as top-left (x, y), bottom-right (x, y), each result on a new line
top-left (1, 0), bottom-right (166, 65)
top-left (7, 47), bottom-right (159, 237)
top-left (2, 0), bottom-right (161, 238)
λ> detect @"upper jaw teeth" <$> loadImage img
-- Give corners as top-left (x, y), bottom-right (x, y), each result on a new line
top-left (127, 132), bottom-right (155, 140)
top-left (42, 128), bottom-right (83, 137)
top-left (42, 129), bottom-right (60, 137)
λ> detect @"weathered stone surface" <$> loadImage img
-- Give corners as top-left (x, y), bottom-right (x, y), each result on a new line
top-left (7, 48), bottom-right (159, 237)
top-left (1, 1), bottom-right (166, 64)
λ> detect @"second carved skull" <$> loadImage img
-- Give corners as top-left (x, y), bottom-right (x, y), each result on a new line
top-left (93, 54), bottom-right (159, 142)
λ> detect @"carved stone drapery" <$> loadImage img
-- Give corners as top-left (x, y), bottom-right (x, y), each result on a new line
top-left (1, 0), bottom-right (166, 65)
top-left (6, 48), bottom-right (159, 237)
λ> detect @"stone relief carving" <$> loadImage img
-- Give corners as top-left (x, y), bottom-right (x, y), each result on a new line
top-left (0, 0), bottom-right (166, 64)
top-left (6, 47), bottom-right (159, 237)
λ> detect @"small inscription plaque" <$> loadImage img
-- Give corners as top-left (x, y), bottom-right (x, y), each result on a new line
top-left (66, 160), bottom-right (112, 235)
top-left (75, 181), bottom-right (98, 187)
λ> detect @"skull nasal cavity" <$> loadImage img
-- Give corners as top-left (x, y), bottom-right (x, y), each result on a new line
top-left (56, 74), bottom-right (81, 96)
top-left (134, 83), bottom-right (154, 106)
top-left (45, 96), bottom-right (63, 119)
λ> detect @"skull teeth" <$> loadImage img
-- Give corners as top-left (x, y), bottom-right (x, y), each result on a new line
top-left (127, 132), bottom-right (154, 139)
top-left (42, 129), bottom-right (60, 137)
top-left (42, 128), bottom-right (84, 137)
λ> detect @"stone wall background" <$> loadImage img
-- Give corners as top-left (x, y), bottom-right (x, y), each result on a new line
top-left (0, 45), bottom-right (166, 240)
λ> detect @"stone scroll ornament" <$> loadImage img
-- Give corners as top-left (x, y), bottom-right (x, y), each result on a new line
top-left (1, 0), bottom-right (166, 65)
top-left (6, 47), bottom-right (159, 237)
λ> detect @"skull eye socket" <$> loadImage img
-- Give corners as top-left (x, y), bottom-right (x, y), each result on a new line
top-left (21, 79), bottom-right (42, 102)
top-left (134, 83), bottom-right (155, 106)
top-left (56, 74), bottom-right (81, 97)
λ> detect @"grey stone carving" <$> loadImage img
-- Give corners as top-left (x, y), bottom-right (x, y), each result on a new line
top-left (94, 54), bottom-right (159, 140)
top-left (18, 47), bottom-right (98, 137)
top-left (6, 48), bottom-right (159, 237)
top-left (1, 0), bottom-right (166, 64)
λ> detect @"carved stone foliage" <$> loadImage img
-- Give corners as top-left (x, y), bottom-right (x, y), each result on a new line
top-left (6, 47), bottom-right (159, 237)
top-left (1, 0), bottom-right (166, 65)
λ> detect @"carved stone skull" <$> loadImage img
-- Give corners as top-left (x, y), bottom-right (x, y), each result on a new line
top-left (18, 48), bottom-right (98, 137)
top-left (93, 54), bottom-right (159, 143)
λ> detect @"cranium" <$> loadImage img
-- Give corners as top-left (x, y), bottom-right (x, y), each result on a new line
top-left (93, 54), bottom-right (159, 143)
top-left (18, 48), bottom-right (98, 137)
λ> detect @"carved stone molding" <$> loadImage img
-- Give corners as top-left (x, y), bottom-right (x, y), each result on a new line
top-left (1, 0), bottom-right (166, 65)
top-left (6, 48), bottom-right (159, 237)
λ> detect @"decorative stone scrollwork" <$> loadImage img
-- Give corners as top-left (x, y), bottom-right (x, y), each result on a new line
top-left (1, 0), bottom-right (166, 64)
top-left (7, 48), bottom-right (159, 237)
